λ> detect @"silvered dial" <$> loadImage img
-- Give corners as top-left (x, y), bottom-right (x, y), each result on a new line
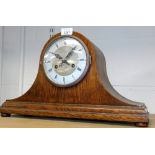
top-left (43, 36), bottom-right (90, 87)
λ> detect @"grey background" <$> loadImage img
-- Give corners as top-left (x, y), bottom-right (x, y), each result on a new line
top-left (0, 26), bottom-right (155, 113)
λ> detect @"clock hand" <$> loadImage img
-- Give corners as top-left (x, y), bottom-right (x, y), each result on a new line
top-left (72, 46), bottom-right (77, 50)
top-left (64, 60), bottom-right (71, 66)
top-left (65, 50), bottom-right (73, 60)
top-left (65, 46), bottom-right (76, 60)
top-left (59, 60), bottom-right (72, 67)
top-left (51, 52), bottom-right (63, 60)
top-left (63, 61), bottom-right (75, 69)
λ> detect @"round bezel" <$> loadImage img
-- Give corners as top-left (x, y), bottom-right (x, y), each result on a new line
top-left (42, 35), bottom-right (90, 87)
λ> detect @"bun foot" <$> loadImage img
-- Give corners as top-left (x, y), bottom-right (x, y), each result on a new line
top-left (135, 122), bottom-right (148, 127)
top-left (1, 113), bottom-right (11, 117)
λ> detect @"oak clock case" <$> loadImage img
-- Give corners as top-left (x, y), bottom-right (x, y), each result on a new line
top-left (0, 31), bottom-right (149, 127)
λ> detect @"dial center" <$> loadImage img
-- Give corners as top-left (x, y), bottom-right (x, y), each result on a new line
top-left (52, 46), bottom-right (78, 76)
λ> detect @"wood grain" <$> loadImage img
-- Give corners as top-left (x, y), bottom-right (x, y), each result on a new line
top-left (0, 114), bottom-right (154, 128)
top-left (0, 32), bottom-right (149, 127)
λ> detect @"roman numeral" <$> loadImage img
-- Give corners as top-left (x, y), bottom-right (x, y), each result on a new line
top-left (63, 77), bottom-right (65, 84)
top-left (72, 74), bottom-right (75, 79)
top-left (44, 60), bottom-right (50, 63)
top-left (54, 75), bottom-right (57, 79)
top-left (77, 67), bottom-right (81, 71)
top-left (55, 43), bottom-right (59, 48)
top-left (64, 41), bottom-right (67, 45)
top-left (48, 68), bottom-right (52, 72)
top-left (78, 47), bottom-right (83, 51)
top-left (79, 59), bottom-right (85, 61)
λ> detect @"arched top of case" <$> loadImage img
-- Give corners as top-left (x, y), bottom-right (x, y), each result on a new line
top-left (8, 32), bottom-right (144, 107)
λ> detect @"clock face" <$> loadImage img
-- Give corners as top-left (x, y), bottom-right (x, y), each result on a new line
top-left (43, 36), bottom-right (90, 87)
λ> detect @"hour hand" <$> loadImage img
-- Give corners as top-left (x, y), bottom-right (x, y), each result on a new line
top-left (59, 60), bottom-right (71, 67)
top-left (51, 53), bottom-right (63, 60)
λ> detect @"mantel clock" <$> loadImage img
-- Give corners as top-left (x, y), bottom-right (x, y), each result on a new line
top-left (0, 29), bottom-right (149, 127)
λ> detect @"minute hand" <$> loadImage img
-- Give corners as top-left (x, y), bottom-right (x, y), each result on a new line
top-left (65, 50), bottom-right (73, 59)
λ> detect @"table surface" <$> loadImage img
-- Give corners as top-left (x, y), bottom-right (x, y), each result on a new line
top-left (0, 114), bottom-right (154, 128)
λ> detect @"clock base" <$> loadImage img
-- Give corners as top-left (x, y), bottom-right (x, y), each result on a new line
top-left (1, 113), bottom-right (11, 117)
top-left (0, 101), bottom-right (149, 127)
top-left (135, 122), bottom-right (148, 127)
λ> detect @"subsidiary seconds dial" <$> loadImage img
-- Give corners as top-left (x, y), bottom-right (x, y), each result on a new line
top-left (43, 36), bottom-right (90, 87)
